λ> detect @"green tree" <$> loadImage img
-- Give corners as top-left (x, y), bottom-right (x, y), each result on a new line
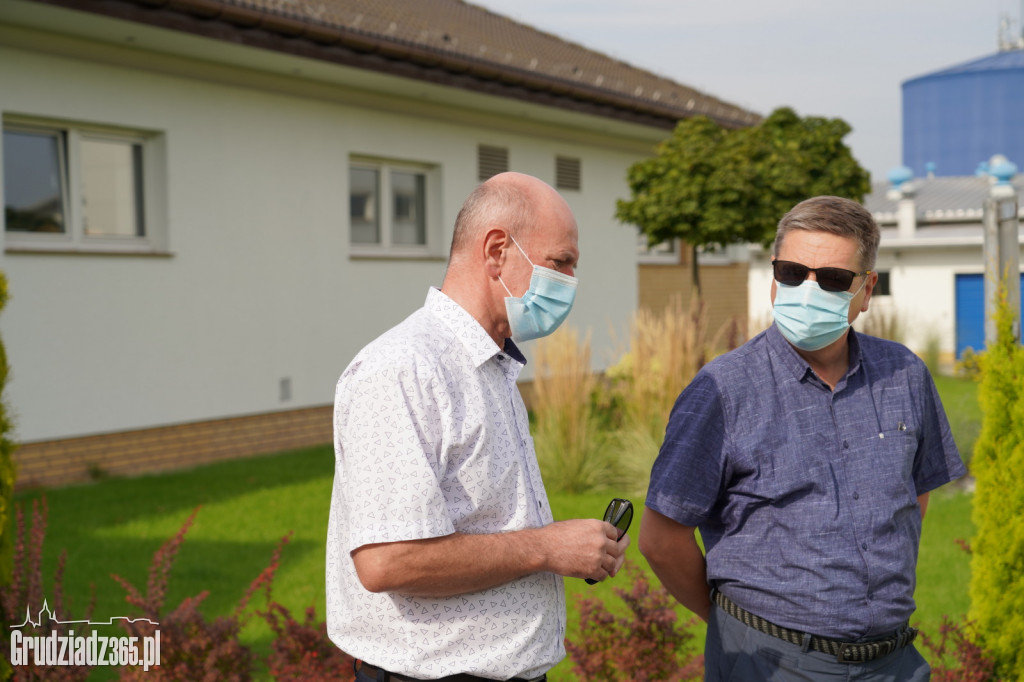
top-left (969, 278), bottom-right (1024, 681)
top-left (616, 107), bottom-right (870, 291)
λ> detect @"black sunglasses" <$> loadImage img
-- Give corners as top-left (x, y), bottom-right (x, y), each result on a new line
top-left (772, 260), bottom-right (871, 293)
top-left (585, 498), bottom-right (633, 585)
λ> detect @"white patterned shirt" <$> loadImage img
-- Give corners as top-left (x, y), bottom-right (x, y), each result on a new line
top-left (326, 288), bottom-right (565, 680)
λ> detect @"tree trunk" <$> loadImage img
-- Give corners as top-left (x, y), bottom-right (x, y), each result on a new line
top-left (691, 243), bottom-right (701, 295)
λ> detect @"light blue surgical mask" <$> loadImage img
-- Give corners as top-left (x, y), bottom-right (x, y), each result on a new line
top-left (773, 278), bottom-right (865, 351)
top-left (498, 236), bottom-right (578, 343)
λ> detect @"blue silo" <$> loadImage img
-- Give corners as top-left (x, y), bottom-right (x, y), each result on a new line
top-left (902, 49), bottom-right (1024, 177)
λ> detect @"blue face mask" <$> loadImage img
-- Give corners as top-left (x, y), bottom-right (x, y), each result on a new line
top-left (498, 236), bottom-right (578, 343)
top-left (773, 278), bottom-right (864, 351)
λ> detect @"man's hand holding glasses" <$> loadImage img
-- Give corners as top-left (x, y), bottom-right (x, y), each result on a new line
top-left (585, 498), bottom-right (633, 584)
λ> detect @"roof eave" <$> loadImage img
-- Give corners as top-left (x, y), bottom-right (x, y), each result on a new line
top-left (29, 0), bottom-right (756, 130)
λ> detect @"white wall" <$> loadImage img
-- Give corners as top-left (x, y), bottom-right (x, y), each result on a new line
top-left (0, 25), bottom-right (645, 442)
top-left (871, 248), bottom-right (973, 354)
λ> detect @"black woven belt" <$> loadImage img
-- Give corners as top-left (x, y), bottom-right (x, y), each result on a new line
top-left (712, 590), bottom-right (918, 664)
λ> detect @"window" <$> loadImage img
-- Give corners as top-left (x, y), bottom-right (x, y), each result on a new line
top-left (478, 145), bottom-right (508, 181)
top-left (3, 118), bottom-right (162, 252)
top-left (874, 271), bottom-right (891, 296)
top-left (555, 156), bottom-right (581, 191)
top-left (349, 158), bottom-right (438, 255)
top-left (637, 233), bottom-right (680, 264)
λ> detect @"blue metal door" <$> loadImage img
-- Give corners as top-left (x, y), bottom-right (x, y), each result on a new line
top-left (955, 272), bottom-right (1024, 357)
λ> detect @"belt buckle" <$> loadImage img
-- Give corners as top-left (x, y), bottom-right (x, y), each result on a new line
top-left (836, 642), bottom-right (859, 664)
top-left (903, 625), bottom-right (918, 647)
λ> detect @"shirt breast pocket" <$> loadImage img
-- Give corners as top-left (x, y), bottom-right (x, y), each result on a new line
top-left (870, 425), bottom-right (920, 507)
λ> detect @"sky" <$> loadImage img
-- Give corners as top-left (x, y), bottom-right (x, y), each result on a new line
top-left (470, 0), bottom-right (1022, 185)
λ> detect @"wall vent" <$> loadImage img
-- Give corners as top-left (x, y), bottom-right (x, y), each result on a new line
top-left (555, 156), bottom-right (581, 191)
top-left (478, 145), bottom-right (509, 180)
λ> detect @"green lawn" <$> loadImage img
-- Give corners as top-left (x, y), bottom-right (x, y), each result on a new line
top-left (11, 445), bottom-right (335, 678)
top-left (932, 374), bottom-right (982, 462)
top-left (8, 376), bottom-right (977, 679)
top-left (10, 451), bottom-right (973, 680)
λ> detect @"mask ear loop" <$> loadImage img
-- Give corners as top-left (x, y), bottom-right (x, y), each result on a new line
top-left (497, 275), bottom-right (514, 298)
top-left (498, 233), bottom-right (532, 298)
top-left (508, 234), bottom-right (533, 265)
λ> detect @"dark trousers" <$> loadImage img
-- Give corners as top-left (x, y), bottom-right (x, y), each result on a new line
top-left (705, 603), bottom-right (931, 681)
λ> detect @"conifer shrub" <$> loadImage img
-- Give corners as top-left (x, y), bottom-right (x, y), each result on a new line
top-left (0, 270), bottom-right (17, 586)
top-left (968, 279), bottom-right (1024, 680)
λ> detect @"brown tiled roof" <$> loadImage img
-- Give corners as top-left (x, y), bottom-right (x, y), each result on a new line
top-left (35, 0), bottom-right (761, 130)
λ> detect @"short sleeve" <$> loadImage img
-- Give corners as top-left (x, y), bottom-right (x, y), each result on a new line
top-left (645, 371), bottom-right (728, 527)
top-left (333, 360), bottom-right (454, 552)
top-left (912, 369), bottom-right (968, 495)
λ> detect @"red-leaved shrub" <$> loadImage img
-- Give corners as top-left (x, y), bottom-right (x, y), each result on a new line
top-left (262, 602), bottom-right (354, 681)
top-left (0, 498), bottom-right (95, 682)
top-left (112, 507), bottom-right (257, 681)
top-left (919, 616), bottom-right (998, 682)
top-left (565, 561), bottom-right (703, 681)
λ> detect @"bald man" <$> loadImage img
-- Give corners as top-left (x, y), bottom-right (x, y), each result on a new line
top-left (326, 173), bottom-right (628, 682)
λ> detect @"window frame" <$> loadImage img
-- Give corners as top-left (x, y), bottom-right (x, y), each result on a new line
top-left (637, 234), bottom-right (681, 264)
top-left (2, 116), bottom-right (165, 255)
top-left (348, 156), bottom-right (441, 259)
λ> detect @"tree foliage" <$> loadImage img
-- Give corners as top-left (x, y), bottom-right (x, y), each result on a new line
top-left (616, 107), bottom-right (871, 288)
top-left (968, 278), bottom-right (1024, 681)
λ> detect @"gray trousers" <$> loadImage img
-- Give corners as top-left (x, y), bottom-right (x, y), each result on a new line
top-left (705, 603), bottom-right (931, 682)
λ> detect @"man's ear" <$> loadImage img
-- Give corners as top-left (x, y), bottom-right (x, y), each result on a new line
top-left (860, 271), bottom-right (878, 312)
top-left (482, 228), bottom-right (509, 279)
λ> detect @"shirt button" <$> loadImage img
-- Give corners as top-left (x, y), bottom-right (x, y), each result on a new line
top-left (853, 492), bottom-right (860, 500)
top-left (861, 543), bottom-right (868, 551)
top-left (843, 440), bottom-right (850, 449)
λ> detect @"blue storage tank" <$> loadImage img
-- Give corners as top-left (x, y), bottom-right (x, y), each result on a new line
top-left (902, 49), bottom-right (1024, 177)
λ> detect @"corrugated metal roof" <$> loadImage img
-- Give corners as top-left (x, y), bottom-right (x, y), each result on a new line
top-left (865, 175), bottom-right (1024, 224)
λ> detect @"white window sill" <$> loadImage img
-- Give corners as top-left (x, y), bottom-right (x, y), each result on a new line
top-left (348, 249), bottom-right (445, 262)
top-left (5, 245), bottom-right (173, 257)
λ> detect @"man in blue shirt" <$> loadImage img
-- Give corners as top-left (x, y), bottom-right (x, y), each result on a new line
top-left (639, 196), bottom-right (966, 681)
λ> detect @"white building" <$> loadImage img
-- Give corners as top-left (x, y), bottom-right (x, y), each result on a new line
top-left (0, 0), bottom-right (757, 486)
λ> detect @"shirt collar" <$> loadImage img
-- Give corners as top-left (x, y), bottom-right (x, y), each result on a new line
top-left (425, 288), bottom-right (520, 369)
top-left (766, 322), bottom-right (863, 385)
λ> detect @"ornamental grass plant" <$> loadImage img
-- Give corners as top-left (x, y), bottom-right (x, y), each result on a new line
top-left (531, 296), bottom-right (735, 496)
top-left (531, 327), bottom-right (617, 494)
top-left (605, 296), bottom-right (733, 495)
